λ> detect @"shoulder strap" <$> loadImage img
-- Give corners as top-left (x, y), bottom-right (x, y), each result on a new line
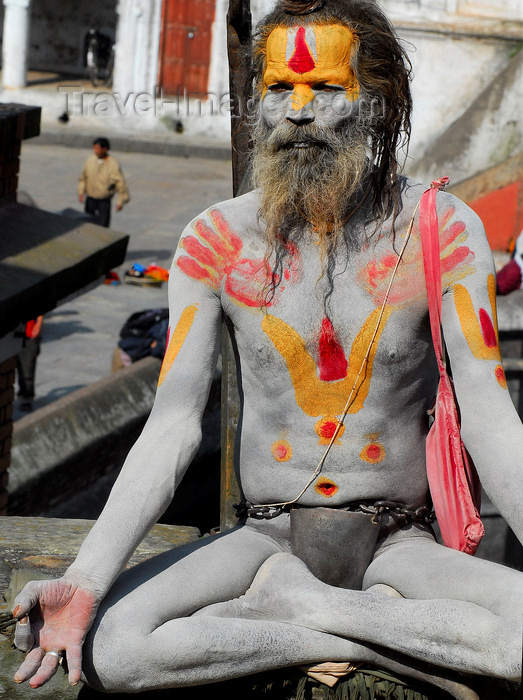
top-left (419, 177), bottom-right (449, 374)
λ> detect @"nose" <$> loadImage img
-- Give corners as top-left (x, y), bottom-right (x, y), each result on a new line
top-left (286, 106), bottom-right (315, 126)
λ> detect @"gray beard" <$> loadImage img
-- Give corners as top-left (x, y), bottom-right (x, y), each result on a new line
top-left (252, 116), bottom-right (371, 248)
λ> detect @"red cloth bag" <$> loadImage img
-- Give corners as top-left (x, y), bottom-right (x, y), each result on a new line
top-left (419, 178), bottom-right (484, 555)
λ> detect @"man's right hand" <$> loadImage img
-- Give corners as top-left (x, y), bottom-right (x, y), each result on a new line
top-left (78, 193), bottom-right (85, 204)
top-left (12, 577), bottom-right (99, 688)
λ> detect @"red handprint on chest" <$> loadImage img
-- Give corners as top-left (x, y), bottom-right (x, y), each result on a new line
top-left (177, 209), bottom-right (301, 307)
top-left (358, 206), bottom-right (475, 307)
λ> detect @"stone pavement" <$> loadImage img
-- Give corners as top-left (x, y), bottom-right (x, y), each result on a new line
top-left (12, 140), bottom-right (232, 421)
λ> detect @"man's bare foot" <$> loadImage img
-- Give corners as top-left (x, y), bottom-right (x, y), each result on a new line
top-left (194, 552), bottom-right (332, 628)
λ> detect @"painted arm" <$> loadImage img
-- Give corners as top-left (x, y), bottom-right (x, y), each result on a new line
top-left (440, 195), bottom-right (523, 544)
top-left (66, 231), bottom-right (221, 591)
top-left (13, 223), bottom-right (223, 686)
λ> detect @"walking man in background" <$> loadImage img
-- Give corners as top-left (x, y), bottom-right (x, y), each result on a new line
top-left (77, 137), bottom-right (129, 227)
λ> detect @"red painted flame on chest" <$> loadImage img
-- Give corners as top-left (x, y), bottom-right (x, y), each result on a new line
top-left (318, 317), bottom-right (348, 381)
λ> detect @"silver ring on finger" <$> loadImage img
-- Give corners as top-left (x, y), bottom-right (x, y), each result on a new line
top-left (45, 650), bottom-right (63, 665)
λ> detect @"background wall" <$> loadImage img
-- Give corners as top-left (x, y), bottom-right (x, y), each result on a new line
top-left (0, 0), bottom-right (118, 75)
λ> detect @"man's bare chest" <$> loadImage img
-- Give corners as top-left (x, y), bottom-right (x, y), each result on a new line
top-left (222, 237), bottom-right (435, 400)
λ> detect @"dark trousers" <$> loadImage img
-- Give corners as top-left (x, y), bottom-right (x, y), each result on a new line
top-left (17, 337), bottom-right (41, 400)
top-left (85, 196), bottom-right (112, 228)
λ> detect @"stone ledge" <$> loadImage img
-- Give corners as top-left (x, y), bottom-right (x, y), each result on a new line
top-left (8, 353), bottom-right (221, 532)
top-left (0, 516), bottom-right (199, 699)
top-left (0, 516), bottom-right (200, 604)
top-left (0, 516), bottom-right (199, 565)
top-left (9, 357), bottom-right (162, 504)
top-left (448, 152), bottom-right (523, 204)
top-left (36, 129), bottom-right (232, 162)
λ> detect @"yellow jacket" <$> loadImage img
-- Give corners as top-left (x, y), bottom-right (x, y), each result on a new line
top-left (78, 154), bottom-right (130, 207)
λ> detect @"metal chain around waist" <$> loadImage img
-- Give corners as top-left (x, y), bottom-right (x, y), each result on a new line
top-left (233, 499), bottom-right (435, 524)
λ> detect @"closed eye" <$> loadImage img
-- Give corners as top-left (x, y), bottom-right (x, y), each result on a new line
top-left (312, 83), bottom-right (345, 92)
top-left (267, 82), bottom-right (293, 93)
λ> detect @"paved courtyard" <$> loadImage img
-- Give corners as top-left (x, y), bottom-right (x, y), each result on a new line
top-left (14, 140), bottom-right (233, 419)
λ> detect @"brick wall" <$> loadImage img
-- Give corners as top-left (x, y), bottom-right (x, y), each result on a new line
top-left (0, 357), bottom-right (16, 515)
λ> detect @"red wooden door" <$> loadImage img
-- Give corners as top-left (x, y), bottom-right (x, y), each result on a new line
top-left (158, 0), bottom-right (216, 97)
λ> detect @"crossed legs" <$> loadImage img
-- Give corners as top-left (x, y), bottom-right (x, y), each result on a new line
top-left (82, 518), bottom-right (523, 693)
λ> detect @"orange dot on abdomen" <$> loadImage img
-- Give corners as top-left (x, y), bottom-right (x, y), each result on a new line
top-left (315, 416), bottom-right (345, 444)
top-left (360, 442), bottom-right (386, 464)
top-left (271, 440), bottom-right (293, 462)
top-left (315, 479), bottom-right (339, 497)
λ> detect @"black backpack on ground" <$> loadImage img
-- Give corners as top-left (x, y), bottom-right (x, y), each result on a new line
top-left (118, 308), bottom-right (169, 362)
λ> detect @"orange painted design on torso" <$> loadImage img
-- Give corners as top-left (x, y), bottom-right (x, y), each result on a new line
top-left (318, 317), bottom-right (348, 381)
top-left (360, 441), bottom-right (386, 464)
top-left (315, 416), bottom-right (345, 444)
top-left (157, 304), bottom-right (198, 387)
top-left (262, 306), bottom-right (391, 418)
top-left (315, 478), bottom-right (339, 497)
top-left (271, 439), bottom-right (293, 462)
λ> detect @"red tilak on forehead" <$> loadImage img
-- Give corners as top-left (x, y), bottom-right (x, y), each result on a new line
top-left (288, 27), bottom-right (315, 74)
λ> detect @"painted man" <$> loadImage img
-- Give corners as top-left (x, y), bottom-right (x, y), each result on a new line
top-left (12, 0), bottom-right (523, 694)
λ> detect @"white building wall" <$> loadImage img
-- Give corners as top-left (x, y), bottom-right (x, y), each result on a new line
top-left (208, 0), bottom-right (229, 99)
top-left (379, 0), bottom-right (522, 165)
top-left (113, 0), bottom-right (163, 97)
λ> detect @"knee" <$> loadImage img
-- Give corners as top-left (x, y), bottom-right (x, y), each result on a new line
top-left (82, 607), bottom-right (198, 692)
top-left (466, 614), bottom-right (521, 680)
top-left (491, 590), bottom-right (523, 620)
top-left (82, 604), bottom-right (148, 692)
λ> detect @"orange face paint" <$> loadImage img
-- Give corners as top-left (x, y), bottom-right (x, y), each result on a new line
top-left (157, 304), bottom-right (198, 387)
top-left (263, 24), bottom-right (360, 110)
top-left (271, 439), bottom-right (293, 462)
top-left (315, 478), bottom-right (339, 497)
top-left (453, 274), bottom-right (501, 362)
